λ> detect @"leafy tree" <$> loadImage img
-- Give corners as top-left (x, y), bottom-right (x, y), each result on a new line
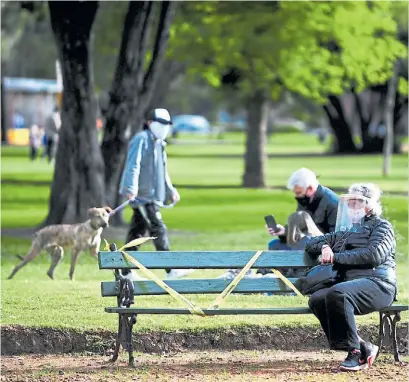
top-left (170, 1), bottom-right (407, 186)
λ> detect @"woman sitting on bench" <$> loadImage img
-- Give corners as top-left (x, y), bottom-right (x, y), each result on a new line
top-left (305, 183), bottom-right (397, 372)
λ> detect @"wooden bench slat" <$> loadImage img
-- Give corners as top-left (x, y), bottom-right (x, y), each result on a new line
top-left (104, 305), bottom-right (408, 315)
top-left (101, 277), bottom-right (300, 296)
top-left (105, 307), bottom-right (313, 315)
top-left (98, 251), bottom-right (318, 269)
top-left (380, 305), bottom-right (408, 312)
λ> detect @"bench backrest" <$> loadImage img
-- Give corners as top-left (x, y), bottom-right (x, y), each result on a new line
top-left (98, 250), bottom-right (317, 297)
top-left (98, 250), bottom-right (317, 269)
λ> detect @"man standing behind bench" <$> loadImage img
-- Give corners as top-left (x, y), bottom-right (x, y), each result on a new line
top-left (119, 108), bottom-right (193, 279)
top-left (258, 168), bottom-right (339, 276)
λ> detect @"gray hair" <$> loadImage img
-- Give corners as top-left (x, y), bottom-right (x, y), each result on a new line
top-left (348, 183), bottom-right (383, 216)
top-left (286, 211), bottom-right (323, 246)
top-left (287, 168), bottom-right (319, 190)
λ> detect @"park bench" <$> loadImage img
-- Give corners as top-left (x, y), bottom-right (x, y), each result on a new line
top-left (98, 246), bottom-right (408, 367)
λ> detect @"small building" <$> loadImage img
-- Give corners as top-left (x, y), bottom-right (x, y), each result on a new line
top-left (2, 77), bottom-right (60, 146)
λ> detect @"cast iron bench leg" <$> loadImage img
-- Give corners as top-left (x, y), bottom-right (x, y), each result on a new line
top-left (110, 314), bottom-right (122, 363)
top-left (377, 310), bottom-right (402, 364)
top-left (126, 313), bottom-right (137, 367)
top-left (391, 312), bottom-right (402, 363)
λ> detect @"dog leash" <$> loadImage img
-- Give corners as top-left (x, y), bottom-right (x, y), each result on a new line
top-left (109, 198), bottom-right (177, 217)
top-left (109, 199), bottom-right (134, 217)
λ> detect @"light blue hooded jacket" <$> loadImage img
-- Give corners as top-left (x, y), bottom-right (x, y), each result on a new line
top-left (119, 130), bottom-right (176, 207)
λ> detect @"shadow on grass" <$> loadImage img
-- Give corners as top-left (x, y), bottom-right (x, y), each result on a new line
top-left (2, 179), bottom-right (407, 196)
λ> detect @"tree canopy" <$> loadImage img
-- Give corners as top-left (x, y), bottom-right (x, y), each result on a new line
top-left (170, 1), bottom-right (407, 103)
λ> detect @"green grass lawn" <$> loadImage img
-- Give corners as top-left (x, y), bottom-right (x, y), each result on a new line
top-left (1, 132), bottom-right (408, 332)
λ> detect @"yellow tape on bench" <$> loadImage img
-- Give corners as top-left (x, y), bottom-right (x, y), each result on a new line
top-left (271, 268), bottom-right (303, 297)
top-left (208, 250), bottom-right (264, 310)
top-left (120, 250), bottom-right (206, 317)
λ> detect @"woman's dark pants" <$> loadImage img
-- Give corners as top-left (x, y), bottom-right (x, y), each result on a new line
top-left (308, 278), bottom-right (395, 350)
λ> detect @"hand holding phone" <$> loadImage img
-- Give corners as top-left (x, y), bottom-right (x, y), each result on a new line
top-left (264, 215), bottom-right (278, 231)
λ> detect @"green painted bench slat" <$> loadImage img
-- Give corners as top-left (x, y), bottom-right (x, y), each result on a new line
top-left (98, 250), bottom-right (318, 269)
top-left (105, 305), bottom-right (408, 315)
top-left (105, 307), bottom-right (313, 315)
top-left (101, 277), bottom-right (299, 296)
top-left (380, 305), bottom-right (408, 312)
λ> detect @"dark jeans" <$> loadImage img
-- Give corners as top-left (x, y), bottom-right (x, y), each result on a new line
top-left (46, 138), bottom-right (54, 162)
top-left (126, 203), bottom-right (171, 273)
top-left (309, 278), bottom-right (395, 350)
top-left (30, 146), bottom-right (38, 161)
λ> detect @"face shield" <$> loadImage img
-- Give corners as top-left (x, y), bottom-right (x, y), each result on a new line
top-left (335, 194), bottom-right (368, 232)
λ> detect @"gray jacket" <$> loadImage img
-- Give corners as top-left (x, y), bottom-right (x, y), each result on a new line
top-left (44, 113), bottom-right (60, 139)
top-left (119, 130), bottom-right (176, 205)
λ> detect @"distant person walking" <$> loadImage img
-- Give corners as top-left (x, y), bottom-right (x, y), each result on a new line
top-left (44, 106), bottom-right (61, 163)
top-left (28, 124), bottom-right (44, 161)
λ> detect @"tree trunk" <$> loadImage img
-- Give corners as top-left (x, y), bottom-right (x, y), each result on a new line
top-left (383, 63), bottom-right (399, 176)
top-left (242, 89), bottom-right (268, 188)
top-left (130, 1), bottom-right (176, 134)
top-left (101, 1), bottom-right (176, 225)
top-left (358, 86), bottom-right (386, 153)
top-left (323, 95), bottom-right (357, 153)
top-left (44, 1), bottom-right (104, 225)
top-left (100, 1), bottom-right (154, 225)
top-left (145, 59), bottom-right (186, 112)
top-left (1, 77), bottom-right (7, 144)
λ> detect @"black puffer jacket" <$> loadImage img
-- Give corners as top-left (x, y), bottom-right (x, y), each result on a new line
top-left (304, 215), bottom-right (397, 289)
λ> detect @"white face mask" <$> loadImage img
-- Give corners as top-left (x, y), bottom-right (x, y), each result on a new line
top-left (347, 208), bottom-right (366, 223)
top-left (150, 121), bottom-right (170, 141)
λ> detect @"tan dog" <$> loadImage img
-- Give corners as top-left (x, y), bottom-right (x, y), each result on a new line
top-left (8, 207), bottom-right (112, 280)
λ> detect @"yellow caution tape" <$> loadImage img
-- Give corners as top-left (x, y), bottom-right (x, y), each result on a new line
top-left (271, 268), bottom-right (303, 297)
top-left (118, 237), bottom-right (157, 251)
top-left (208, 250), bottom-right (264, 310)
top-left (104, 238), bottom-right (205, 315)
top-left (103, 239), bottom-right (110, 251)
top-left (121, 250), bottom-right (206, 316)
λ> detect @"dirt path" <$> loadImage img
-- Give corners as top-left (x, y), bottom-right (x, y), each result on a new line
top-left (1, 350), bottom-right (407, 381)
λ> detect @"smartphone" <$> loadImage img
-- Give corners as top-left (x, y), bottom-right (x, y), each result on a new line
top-left (264, 215), bottom-right (278, 231)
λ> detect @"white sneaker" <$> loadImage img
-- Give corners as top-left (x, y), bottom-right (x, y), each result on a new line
top-left (217, 269), bottom-right (253, 279)
top-left (122, 270), bottom-right (146, 281)
top-left (217, 270), bottom-right (236, 279)
top-left (262, 273), bottom-right (278, 278)
top-left (166, 269), bottom-right (195, 279)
